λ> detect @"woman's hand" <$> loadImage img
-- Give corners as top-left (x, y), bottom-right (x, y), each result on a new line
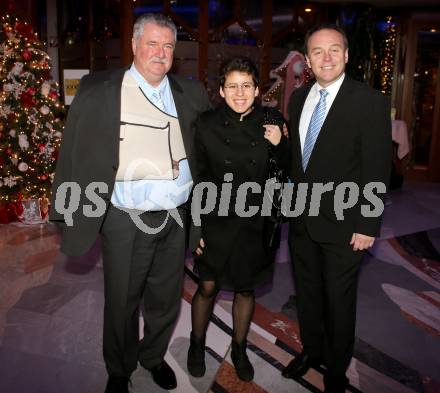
top-left (194, 238), bottom-right (205, 256)
top-left (263, 124), bottom-right (282, 146)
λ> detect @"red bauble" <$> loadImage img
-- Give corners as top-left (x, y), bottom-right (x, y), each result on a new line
top-left (15, 22), bottom-right (33, 40)
top-left (51, 149), bottom-right (59, 161)
top-left (40, 174), bottom-right (48, 181)
top-left (49, 91), bottom-right (58, 100)
top-left (6, 148), bottom-right (12, 156)
top-left (38, 143), bottom-right (46, 152)
top-left (26, 87), bottom-right (36, 95)
top-left (20, 91), bottom-right (36, 108)
top-left (22, 50), bottom-right (32, 61)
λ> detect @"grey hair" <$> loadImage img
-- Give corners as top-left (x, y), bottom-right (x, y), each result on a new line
top-left (133, 13), bottom-right (177, 43)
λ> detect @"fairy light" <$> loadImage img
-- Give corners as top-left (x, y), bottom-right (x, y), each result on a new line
top-left (380, 16), bottom-right (397, 95)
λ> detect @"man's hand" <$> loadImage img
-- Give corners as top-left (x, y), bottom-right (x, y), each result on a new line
top-left (350, 233), bottom-right (375, 251)
top-left (194, 238), bottom-right (205, 256)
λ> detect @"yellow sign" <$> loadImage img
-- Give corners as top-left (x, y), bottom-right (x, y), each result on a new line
top-left (63, 69), bottom-right (89, 105)
top-left (65, 79), bottom-right (81, 96)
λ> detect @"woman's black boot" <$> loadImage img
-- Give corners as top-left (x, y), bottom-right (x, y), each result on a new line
top-left (231, 341), bottom-right (254, 381)
top-left (187, 332), bottom-right (206, 377)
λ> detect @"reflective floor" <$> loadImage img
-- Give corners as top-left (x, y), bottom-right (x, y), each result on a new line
top-left (1, 180), bottom-right (439, 393)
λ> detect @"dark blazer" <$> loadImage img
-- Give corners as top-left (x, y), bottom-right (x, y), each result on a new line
top-left (288, 76), bottom-right (392, 244)
top-left (50, 68), bottom-right (210, 255)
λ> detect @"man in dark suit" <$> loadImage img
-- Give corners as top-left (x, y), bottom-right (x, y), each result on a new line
top-left (50, 13), bottom-right (210, 393)
top-left (281, 25), bottom-right (391, 392)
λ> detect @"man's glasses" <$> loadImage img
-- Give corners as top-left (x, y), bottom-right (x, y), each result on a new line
top-left (223, 83), bottom-right (255, 92)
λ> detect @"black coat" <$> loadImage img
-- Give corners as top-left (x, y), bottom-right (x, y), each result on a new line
top-left (193, 103), bottom-right (290, 289)
top-left (49, 68), bottom-right (210, 255)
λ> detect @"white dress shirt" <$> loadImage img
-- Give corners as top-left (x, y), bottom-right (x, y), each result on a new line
top-left (299, 73), bottom-right (345, 152)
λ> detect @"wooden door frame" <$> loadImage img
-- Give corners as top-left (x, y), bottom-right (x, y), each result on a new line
top-left (401, 13), bottom-right (440, 182)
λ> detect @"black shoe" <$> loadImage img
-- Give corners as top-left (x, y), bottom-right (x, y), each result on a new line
top-left (281, 352), bottom-right (320, 379)
top-left (187, 332), bottom-right (206, 377)
top-left (324, 374), bottom-right (349, 393)
top-left (149, 360), bottom-right (177, 390)
top-left (324, 384), bottom-right (348, 392)
top-left (231, 341), bottom-right (254, 382)
top-left (105, 376), bottom-right (130, 393)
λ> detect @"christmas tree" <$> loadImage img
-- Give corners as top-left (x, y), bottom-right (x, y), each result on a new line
top-left (0, 13), bottom-right (63, 212)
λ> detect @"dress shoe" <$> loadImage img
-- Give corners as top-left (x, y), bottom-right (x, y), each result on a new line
top-left (187, 332), bottom-right (206, 377)
top-left (149, 360), bottom-right (177, 390)
top-left (324, 388), bottom-right (346, 393)
top-left (281, 352), bottom-right (320, 379)
top-left (104, 376), bottom-right (130, 393)
top-left (324, 374), bottom-right (349, 393)
top-left (231, 341), bottom-right (254, 382)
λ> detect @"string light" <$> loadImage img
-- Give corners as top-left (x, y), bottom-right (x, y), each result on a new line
top-left (380, 16), bottom-right (397, 95)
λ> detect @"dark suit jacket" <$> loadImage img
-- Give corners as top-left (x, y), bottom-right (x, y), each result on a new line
top-left (287, 76), bottom-right (392, 244)
top-left (49, 68), bottom-right (210, 255)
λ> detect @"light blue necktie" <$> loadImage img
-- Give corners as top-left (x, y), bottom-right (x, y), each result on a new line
top-left (302, 89), bottom-right (329, 170)
top-left (151, 90), bottom-right (166, 112)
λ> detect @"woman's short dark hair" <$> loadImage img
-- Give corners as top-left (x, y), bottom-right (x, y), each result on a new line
top-left (219, 57), bottom-right (259, 87)
top-left (304, 24), bottom-right (348, 54)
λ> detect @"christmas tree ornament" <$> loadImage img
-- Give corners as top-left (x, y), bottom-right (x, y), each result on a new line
top-left (18, 134), bottom-right (29, 149)
top-left (18, 162), bottom-right (28, 171)
top-left (21, 49), bottom-right (32, 61)
top-left (3, 83), bottom-right (13, 92)
top-left (20, 91), bottom-right (35, 107)
top-left (39, 105), bottom-right (49, 115)
top-left (41, 81), bottom-right (50, 96)
top-left (11, 61), bottom-right (24, 75)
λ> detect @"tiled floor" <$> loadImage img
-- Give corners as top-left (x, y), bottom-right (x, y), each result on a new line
top-left (0, 180), bottom-right (439, 393)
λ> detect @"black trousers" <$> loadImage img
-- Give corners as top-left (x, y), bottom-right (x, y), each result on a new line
top-left (289, 224), bottom-right (364, 380)
top-left (100, 204), bottom-right (187, 377)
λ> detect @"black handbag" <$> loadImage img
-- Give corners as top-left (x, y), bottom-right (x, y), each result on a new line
top-left (262, 108), bottom-right (288, 253)
top-left (263, 146), bottom-right (286, 252)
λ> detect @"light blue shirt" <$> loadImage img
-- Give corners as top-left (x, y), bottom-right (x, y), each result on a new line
top-left (111, 64), bottom-right (193, 211)
top-left (129, 63), bottom-right (177, 117)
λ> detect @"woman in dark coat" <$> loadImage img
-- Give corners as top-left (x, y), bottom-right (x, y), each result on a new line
top-left (187, 57), bottom-right (289, 382)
